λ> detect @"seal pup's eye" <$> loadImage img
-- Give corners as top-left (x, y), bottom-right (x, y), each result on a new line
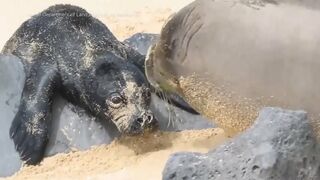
top-left (111, 96), bottom-right (122, 104)
top-left (108, 93), bottom-right (124, 108)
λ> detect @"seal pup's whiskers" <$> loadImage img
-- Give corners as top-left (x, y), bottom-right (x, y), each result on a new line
top-left (156, 89), bottom-right (178, 129)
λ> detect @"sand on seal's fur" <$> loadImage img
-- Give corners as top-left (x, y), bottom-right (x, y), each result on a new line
top-left (179, 75), bottom-right (259, 135)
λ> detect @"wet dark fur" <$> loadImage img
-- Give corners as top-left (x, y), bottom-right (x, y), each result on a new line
top-left (2, 5), bottom-right (157, 165)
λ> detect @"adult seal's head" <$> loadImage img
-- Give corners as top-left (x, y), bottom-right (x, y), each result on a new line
top-left (145, 13), bottom-right (185, 94)
top-left (146, 0), bottom-right (320, 135)
top-left (145, 0), bottom-right (205, 94)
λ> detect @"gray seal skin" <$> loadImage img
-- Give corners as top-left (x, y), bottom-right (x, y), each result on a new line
top-left (2, 5), bottom-right (158, 165)
top-left (146, 0), bottom-right (320, 135)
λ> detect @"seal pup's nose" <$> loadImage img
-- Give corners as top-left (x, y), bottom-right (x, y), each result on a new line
top-left (131, 111), bottom-right (158, 134)
top-left (137, 112), bottom-right (156, 126)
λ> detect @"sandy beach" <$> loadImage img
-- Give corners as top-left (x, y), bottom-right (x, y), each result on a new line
top-left (7, 129), bottom-right (227, 180)
top-left (0, 0), bottom-right (194, 48)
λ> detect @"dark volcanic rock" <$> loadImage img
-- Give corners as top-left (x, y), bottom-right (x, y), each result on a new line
top-left (163, 107), bottom-right (320, 180)
top-left (0, 55), bottom-right (24, 177)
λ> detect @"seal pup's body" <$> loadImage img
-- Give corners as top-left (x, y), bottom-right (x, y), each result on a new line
top-left (2, 5), bottom-right (157, 164)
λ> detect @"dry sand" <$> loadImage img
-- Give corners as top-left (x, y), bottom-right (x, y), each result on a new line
top-left (0, 0), bottom-right (194, 47)
top-left (1, 1), bottom-right (229, 179)
top-left (7, 129), bottom-right (227, 180)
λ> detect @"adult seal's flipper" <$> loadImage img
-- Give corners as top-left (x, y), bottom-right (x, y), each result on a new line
top-left (155, 91), bottom-right (199, 115)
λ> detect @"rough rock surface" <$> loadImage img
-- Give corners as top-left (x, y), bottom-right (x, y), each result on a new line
top-left (163, 107), bottom-right (320, 180)
top-left (0, 55), bottom-right (25, 177)
top-left (123, 33), bottom-right (159, 55)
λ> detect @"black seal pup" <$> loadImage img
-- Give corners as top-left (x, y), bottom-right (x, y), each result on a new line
top-left (2, 5), bottom-right (157, 165)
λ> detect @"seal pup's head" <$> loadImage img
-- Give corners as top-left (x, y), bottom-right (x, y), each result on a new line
top-left (90, 52), bottom-right (158, 135)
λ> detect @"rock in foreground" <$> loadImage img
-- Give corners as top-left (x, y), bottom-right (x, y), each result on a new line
top-left (163, 107), bottom-right (320, 180)
top-left (123, 33), bottom-right (159, 55)
top-left (0, 55), bottom-right (25, 177)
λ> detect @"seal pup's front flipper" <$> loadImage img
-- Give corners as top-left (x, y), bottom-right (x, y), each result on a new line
top-left (10, 64), bottom-right (61, 165)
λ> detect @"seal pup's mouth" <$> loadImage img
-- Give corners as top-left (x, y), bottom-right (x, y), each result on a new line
top-left (111, 111), bottom-right (158, 136)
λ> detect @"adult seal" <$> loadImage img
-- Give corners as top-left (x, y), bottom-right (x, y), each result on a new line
top-left (146, 0), bottom-right (320, 135)
top-left (2, 5), bottom-right (158, 165)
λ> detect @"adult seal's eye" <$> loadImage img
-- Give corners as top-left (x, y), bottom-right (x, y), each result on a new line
top-left (108, 93), bottom-right (123, 108)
